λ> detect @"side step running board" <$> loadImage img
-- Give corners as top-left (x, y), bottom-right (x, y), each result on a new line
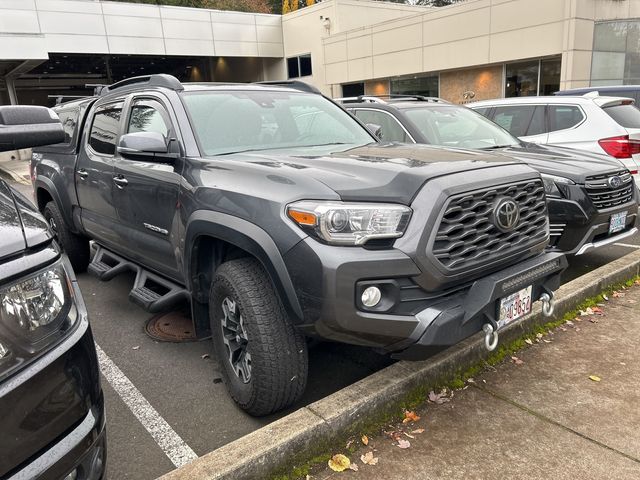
top-left (88, 244), bottom-right (189, 313)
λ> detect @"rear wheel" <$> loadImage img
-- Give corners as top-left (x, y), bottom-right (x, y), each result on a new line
top-left (210, 258), bottom-right (307, 416)
top-left (43, 201), bottom-right (90, 272)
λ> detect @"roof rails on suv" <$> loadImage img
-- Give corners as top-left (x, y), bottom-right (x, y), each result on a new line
top-left (335, 95), bottom-right (449, 104)
top-left (96, 74), bottom-right (184, 96)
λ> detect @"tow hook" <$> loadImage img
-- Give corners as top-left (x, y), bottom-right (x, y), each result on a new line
top-left (482, 323), bottom-right (499, 351)
top-left (540, 292), bottom-right (555, 317)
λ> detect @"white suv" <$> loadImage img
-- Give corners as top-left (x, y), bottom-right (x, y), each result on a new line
top-left (469, 94), bottom-right (640, 179)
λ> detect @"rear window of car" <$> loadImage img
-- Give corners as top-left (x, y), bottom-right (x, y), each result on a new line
top-left (549, 105), bottom-right (584, 132)
top-left (603, 103), bottom-right (640, 128)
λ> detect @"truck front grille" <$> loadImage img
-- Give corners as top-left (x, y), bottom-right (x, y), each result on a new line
top-left (585, 170), bottom-right (634, 209)
top-left (432, 180), bottom-right (548, 271)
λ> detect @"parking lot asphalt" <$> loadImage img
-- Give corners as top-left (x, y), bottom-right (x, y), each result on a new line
top-left (7, 180), bottom-right (640, 479)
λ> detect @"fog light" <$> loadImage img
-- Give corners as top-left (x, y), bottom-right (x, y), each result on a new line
top-left (63, 469), bottom-right (77, 480)
top-left (361, 286), bottom-right (382, 307)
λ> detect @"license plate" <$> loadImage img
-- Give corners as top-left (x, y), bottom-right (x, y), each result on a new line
top-left (609, 211), bottom-right (627, 234)
top-left (497, 285), bottom-right (532, 329)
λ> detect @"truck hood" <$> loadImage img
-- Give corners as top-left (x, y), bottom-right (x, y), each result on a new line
top-left (489, 143), bottom-right (627, 183)
top-left (0, 180), bottom-right (52, 261)
top-left (228, 143), bottom-right (525, 204)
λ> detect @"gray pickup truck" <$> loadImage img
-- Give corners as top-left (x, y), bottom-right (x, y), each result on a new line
top-left (32, 74), bottom-right (566, 415)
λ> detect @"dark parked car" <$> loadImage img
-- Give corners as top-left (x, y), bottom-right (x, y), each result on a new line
top-left (338, 95), bottom-right (639, 255)
top-left (32, 75), bottom-right (566, 416)
top-left (0, 106), bottom-right (105, 480)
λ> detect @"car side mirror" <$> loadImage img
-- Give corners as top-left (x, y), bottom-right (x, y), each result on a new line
top-left (117, 131), bottom-right (177, 162)
top-left (366, 123), bottom-right (383, 140)
top-left (0, 106), bottom-right (65, 152)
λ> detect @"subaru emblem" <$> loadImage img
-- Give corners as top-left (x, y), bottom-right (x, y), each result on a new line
top-left (608, 175), bottom-right (622, 189)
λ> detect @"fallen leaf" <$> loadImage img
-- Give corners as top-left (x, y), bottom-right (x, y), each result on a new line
top-left (349, 463), bottom-right (359, 472)
top-left (589, 318), bottom-right (598, 323)
top-left (397, 438), bottom-right (411, 449)
top-left (589, 375), bottom-right (601, 382)
top-left (635, 279), bottom-right (640, 286)
top-left (328, 454), bottom-right (351, 472)
top-left (536, 333), bottom-right (543, 339)
top-left (511, 356), bottom-right (524, 365)
top-left (360, 451), bottom-right (379, 465)
top-left (201, 353), bottom-right (210, 359)
top-left (613, 291), bottom-right (625, 298)
top-left (403, 432), bottom-right (415, 439)
top-left (402, 410), bottom-right (420, 423)
top-left (543, 339), bottom-right (552, 343)
top-left (361, 434), bottom-right (369, 446)
top-left (428, 390), bottom-right (450, 404)
top-left (565, 320), bottom-right (574, 326)
top-left (467, 378), bottom-right (475, 384)
top-left (591, 306), bottom-right (604, 315)
top-left (345, 439), bottom-right (354, 449)
top-left (525, 338), bottom-right (533, 345)
top-left (603, 294), bottom-right (609, 301)
top-left (410, 428), bottom-right (425, 434)
top-left (132, 345), bottom-right (140, 350)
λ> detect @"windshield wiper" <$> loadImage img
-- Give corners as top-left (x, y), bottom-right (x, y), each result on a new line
top-left (214, 142), bottom-right (359, 156)
top-left (480, 145), bottom-right (516, 150)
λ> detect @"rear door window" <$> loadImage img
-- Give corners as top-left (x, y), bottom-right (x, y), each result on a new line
top-left (492, 105), bottom-right (536, 137)
top-left (603, 103), bottom-right (640, 128)
top-left (55, 108), bottom-right (79, 144)
top-left (353, 109), bottom-right (412, 143)
top-left (548, 105), bottom-right (584, 132)
top-left (526, 106), bottom-right (546, 136)
top-left (89, 103), bottom-right (123, 155)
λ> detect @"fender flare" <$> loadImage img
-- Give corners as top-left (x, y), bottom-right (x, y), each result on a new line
top-left (34, 177), bottom-right (77, 230)
top-left (184, 210), bottom-right (304, 322)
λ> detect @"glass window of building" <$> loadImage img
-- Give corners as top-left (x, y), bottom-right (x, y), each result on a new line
top-left (390, 75), bottom-right (439, 97)
top-left (505, 58), bottom-right (560, 97)
top-left (287, 55), bottom-right (312, 79)
top-left (591, 20), bottom-right (640, 85)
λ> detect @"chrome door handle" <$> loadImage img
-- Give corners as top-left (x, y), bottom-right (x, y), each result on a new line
top-left (113, 176), bottom-right (128, 188)
top-left (77, 169), bottom-right (88, 179)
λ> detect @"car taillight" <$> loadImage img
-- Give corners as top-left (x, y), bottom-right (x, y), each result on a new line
top-left (598, 135), bottom-right (640, 160)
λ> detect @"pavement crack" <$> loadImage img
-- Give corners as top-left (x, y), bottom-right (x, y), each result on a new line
top-left (471, 384), bottom-right (640, 465)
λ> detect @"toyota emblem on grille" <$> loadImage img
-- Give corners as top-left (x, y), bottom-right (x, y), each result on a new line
top-left (492, 197), bottom-right (520, 232)
top-left (608, 175), bottom-right (622, 189)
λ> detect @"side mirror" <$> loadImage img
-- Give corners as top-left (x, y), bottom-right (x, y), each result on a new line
top-left (366, 123), bottom-right (383, 140)
top-left (117, 131), bottom-right (175, 161)
top-left (0, 106), bottom-right (65, 152)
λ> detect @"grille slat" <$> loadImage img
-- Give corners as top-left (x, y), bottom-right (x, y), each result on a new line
top-left (585, 170), bottom-right (634, 209)
top-left (432, 180), bottom-right (548, 271)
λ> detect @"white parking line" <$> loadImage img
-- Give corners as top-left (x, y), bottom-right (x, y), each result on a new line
top-left (95, 343), bottom-right (198, 468)
top-left (614, 243), bottom-right (640, 249)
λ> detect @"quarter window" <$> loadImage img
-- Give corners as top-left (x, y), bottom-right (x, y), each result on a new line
top-left (89, 104), bottom-right (122, 155)
top-left (353, 110), bottom-right (411, 143)
top-left (549, 105), bottom-right (584, 132)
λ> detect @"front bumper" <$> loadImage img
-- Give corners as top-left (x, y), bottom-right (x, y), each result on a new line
top-left (284, 238), bottom-right (566, 360)
top-left (0, 256), bottom-right (106, 480)
top-left (547, 195), bottom-right (638, 255)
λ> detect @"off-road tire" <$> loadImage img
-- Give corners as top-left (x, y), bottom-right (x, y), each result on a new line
top-left (210, 258), bottom-right (308, 416)
top-left (43, 201), bottom-right (90, 272)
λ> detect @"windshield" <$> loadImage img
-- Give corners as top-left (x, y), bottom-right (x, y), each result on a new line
top-left (402, 105), bottom-right (520, 150)
top-left (181, 90), bottom-right (374, 156)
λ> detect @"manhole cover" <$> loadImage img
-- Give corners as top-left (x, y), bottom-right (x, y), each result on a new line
top-left (145, 311), bottom-right (197, 342)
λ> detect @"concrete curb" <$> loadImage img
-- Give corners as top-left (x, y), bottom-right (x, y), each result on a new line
top-left (160, 249), bottom-right (640, 480)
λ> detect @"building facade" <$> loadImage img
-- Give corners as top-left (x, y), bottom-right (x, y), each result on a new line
top-left (2, 0), bottom-right (640, 105)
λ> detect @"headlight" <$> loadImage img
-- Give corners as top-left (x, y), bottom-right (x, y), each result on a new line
top-left (541, 174), bottom-right (574, 198)
top-left (287, 201), bottom-right (412, 246)
top-left (0, 261), bottom-right (75, 355)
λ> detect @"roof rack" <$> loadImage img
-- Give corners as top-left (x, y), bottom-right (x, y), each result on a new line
top-left (335, 94), bottom-right (449, 104)
top-left (98, 74), bottom-right (184, 96)
top-left (254, 80), bottom-right (322, 95)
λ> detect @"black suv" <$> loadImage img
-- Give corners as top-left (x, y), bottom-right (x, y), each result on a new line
top-left (32, 75), bottom-right (566, 415)
top-left (338, 95), bottom-right (639, 255)
top-left (0, 106), bottom-right (105, 479)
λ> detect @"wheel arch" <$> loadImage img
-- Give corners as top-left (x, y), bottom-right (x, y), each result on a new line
top-left (184, 211), bottom-right (304, 336)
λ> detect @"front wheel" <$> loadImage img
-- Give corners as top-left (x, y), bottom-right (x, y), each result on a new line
top-left (210, 258), bottom-right (308, 416)
top-left (43, 201), bottom-right (90, 272)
